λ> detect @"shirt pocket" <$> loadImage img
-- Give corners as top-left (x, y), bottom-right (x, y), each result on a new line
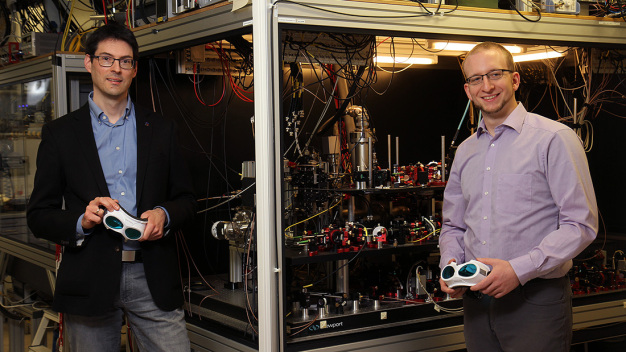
top-left (496, 174), bottom-right (532, 215)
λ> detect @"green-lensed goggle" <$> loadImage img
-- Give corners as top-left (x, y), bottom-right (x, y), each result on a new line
top-left (103, 206), bottom-right (147, 241)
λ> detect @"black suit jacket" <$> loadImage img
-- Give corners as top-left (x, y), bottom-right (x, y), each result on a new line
top-left (27, 103), bottom-right (196, 316)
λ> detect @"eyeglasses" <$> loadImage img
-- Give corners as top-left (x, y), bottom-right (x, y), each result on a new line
top-left (103, 206), bottom-right (147, 240)
top-left (465, 69), bottom-right (512, 86)
top-left (92, 55), bottom-right (136, 70)
top-left (441, 260), bottom-right (490, 288)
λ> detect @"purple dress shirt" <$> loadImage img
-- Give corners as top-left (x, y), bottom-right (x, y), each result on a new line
top-left (439, 103), bottom-right (598, 285)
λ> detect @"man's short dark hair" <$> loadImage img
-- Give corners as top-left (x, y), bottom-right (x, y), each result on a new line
top-left (84, 22), bottom-right (139, 60)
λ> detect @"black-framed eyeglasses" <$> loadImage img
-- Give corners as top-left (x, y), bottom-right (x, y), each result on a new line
top-left (465, 69), bottom-right (513, 86)
top-left (91, 55), bottom-right (136, 70)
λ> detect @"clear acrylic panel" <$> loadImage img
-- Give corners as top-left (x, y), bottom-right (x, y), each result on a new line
top-left (0, 77), bottom-right (52, 249)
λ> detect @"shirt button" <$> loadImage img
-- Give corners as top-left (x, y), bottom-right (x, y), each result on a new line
top-left (116, 146), bottom-right (120, 150)
top-left (484, 191), bottom-right (489, 195)
top-left (491, 143), bottom-right (495, 147)
top-left (482, 241), bottom-right (487, 245)
top-left (121, 192), bottom-right (125, 196)
top-left (483, 216), bottom-right (488, 220)
top-left (486, 167), bottom-right (491, 171)
top-left (118, 170), bottom-right (123, 174)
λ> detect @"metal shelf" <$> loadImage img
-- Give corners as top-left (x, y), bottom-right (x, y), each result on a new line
top-left (124, 3), bottom-right (626, 351)
top-left (134, 3), bottom-right (253, 56)
top-left (133, 0), bottom-right (626, 56)
top-left (273, 0), bottom-right (626, 46)
top-left (0, 236), bottom-right (55, 273)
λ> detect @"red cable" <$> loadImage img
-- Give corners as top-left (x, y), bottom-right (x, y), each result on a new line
top-left (326, 64), bottom-right (340, 109)
top-left (223, 52), bottom-right (253, 102)
top-left (216, 42), bottom-right (253, 102)
top-left (376, 36), bottom-right (391, 48)
top-left (55, 245), bottom-right (64, 350)
top-left (193, 63), bottom-right (225, 107)
top-left (127, 320), bottom-right (134, 352)
top-left (102, 0), bottom-right (108, 24)
top-left (207, 43), bottom-right (253, 103)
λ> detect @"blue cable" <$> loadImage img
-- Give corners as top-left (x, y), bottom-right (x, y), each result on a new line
top-left (451, 99), bottom-right (472, 147)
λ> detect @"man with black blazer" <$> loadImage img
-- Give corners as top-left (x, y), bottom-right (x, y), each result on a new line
top-left (27, 22), bottom-right (196, 351)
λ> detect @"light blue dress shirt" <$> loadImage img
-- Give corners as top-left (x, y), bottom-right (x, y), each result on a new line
top-left (76, 92), bottom-right (139, 250)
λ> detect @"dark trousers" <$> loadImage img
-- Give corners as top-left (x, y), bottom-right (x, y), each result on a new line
top-left (463, 276), bottom-right (572, 352)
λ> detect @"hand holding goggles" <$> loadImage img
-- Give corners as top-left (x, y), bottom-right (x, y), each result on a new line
top-left (441, 260), bottom-right (490, 289)
top-left (103, 206), bottom-right (147, 241)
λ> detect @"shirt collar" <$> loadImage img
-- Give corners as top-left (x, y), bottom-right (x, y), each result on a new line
top-left (476, 102), bottom-right (527, 136)
top-left (88, 92), bottom-right (133, 123)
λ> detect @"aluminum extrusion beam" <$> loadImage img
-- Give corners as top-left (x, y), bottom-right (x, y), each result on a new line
top-left (573, 299), bottom-right (626, 329)
top-left (133, 4), bottom-right (254, 56)
top-left (253, 0), bottom-right (284, 350)
top-left (273, 0), bottom-right (626, 47)
top-left (0, 56), bottom-right (52, 87)
top-left (53, 53), bottom-right (89, 118)
top-left (187, 323), bottom-right (257, 352)
top-left (288, 325), bottom-right (466, 352)
top-left (0, 237), bottom-right (56, 273)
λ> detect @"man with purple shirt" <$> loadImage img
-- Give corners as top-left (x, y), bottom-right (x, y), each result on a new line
top-left (438, 42), bottom-right (598, 351)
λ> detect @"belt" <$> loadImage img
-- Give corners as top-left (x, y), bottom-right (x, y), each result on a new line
top-left (122, 250), bottom-right (143, 263)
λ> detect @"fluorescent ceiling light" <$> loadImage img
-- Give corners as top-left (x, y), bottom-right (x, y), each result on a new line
top-left (430, 42), bottom-right (524, 54)
top-left (374, 55), bottom-right (438, 65)
top-left (513, 51), bottom-right (564, 62)
top-left (431, 42), bottom-right (475, 51)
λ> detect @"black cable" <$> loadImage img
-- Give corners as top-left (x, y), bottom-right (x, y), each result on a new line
top-left (222, 93), bottom-right (235, 214)
top-left (507, 0), bottom-right (542, 22)
top-left (282, 49), bottom-right (340, 104)
top-left (163, 55), bottom-right (240, 193)
top-left (409, 0), bottom-right (459, 14)
top-left (152, 56), bottom-right (233, 188)
top-left (411, 38), bottom-right (447, 54)
top-left (49, 0), bottom-right (81, 33)
top-left (163, 55), bottom-right (225, 128)
top-left (151, 59), bottom-right (164, 114)
top-left (407, 0), bottom-right (433, 15)
top-left (138, 0), bottom-right (151, 25)
top-left (548, 45), bottom-right (573, 54)
top-left (0, 304), bottom-right (24, 321)
top-left (78, 0), bottom-right (93, 8)
top-left (273, 0), bottom-right (433, 18)
top-left (315, 65), bottom-right (367, 135)
top-left (224, 36), bottom-right (254, 90)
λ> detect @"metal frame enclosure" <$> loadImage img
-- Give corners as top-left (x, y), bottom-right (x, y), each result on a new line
top-left (111, 2), bottom-right (626, 351)
top-left (0, 52), bottom-right (88, 352)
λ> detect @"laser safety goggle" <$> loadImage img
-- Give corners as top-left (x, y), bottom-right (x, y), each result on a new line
top-left (103, 206), bottom-right (147, 241)
top-left (441, 260), bottom-right (490, 288)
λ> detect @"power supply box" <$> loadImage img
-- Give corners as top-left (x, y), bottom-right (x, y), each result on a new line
top-left (21, 32), bottom-right (62, 58)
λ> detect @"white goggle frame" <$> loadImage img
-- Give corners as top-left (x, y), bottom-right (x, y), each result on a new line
top-left (103, 206), bottom-right (147, 241)
top-left (441, 260), bottom-right (490, 289)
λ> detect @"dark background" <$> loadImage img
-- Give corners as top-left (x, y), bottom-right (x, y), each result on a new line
top-left (131, 51), bottom-right (626, 277)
